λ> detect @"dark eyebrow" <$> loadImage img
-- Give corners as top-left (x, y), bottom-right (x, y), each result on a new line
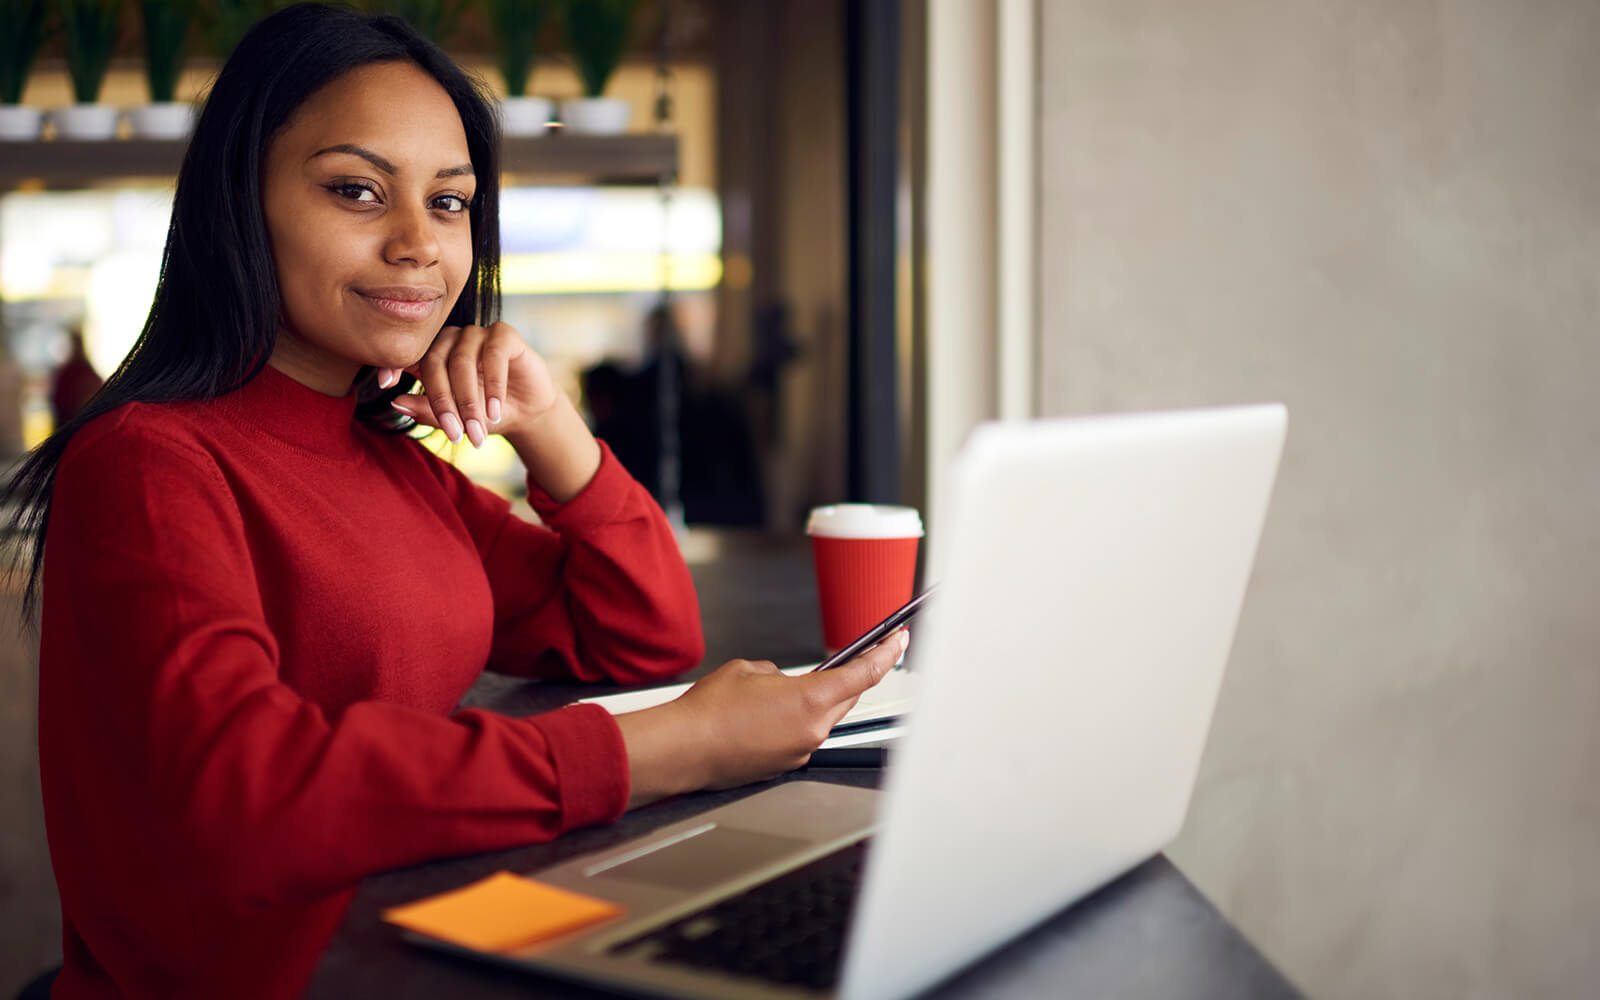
top-left (309, 144), bottom-right (396, 175)
top-left (309, 143), bottom-right (473, 180)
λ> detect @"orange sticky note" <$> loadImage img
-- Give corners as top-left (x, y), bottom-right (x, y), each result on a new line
top-left (382, 871), bottom-right (624, 953)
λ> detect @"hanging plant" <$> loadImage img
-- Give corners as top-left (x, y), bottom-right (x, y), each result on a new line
top-left (128, 0), bottom-right (197, 137)
top-left (0, 0), bottom-right (48, 138)
top-left (52, 0), bottom-right (120, 138)
top-left (488, 0), bottom-right (552, 99)
top-left (204, 0), bottom-right (275, 62)
top-left (139, 0), bottom-right (192, 103)
top-left (368, 0), bottom-right (467, 47)
top-left (60, 0), bottom-right (121, 105)
top-left (0, 0), bottom-right (49, 105)
top-left (490, 0), bottom-right (555, 136)
top-left (563, 0), bottom-right (636, 99)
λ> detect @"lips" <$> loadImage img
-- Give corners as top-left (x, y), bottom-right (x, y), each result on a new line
top-left (355, 286), bottom-right (443, 322)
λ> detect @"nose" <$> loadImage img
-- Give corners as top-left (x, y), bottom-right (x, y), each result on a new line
top-left (382, 203), bottom-right (441, 268)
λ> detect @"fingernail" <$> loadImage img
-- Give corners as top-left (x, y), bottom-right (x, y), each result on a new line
top-left (466, 418), bottom-right (485, 449)
top-left (378, 369), bottom-right (396, 389)
top-left (487, 397), bottom-right (501, 424)
top-left (899, 630), bottom-right (910, 651)
top-left (440, 412), bottom-right (463, 443)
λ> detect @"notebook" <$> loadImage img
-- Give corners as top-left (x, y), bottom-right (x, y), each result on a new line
top-left (577, 665), bottom-right (915, 751)
top-left (403, 403), bottom-right (1287, 1000)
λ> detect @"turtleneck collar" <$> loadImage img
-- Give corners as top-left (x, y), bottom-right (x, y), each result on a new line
top-left (218, 363), bottom-right (366, 462)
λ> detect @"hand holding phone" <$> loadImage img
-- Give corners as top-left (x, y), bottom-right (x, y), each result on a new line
top-left (808, 583), bottom-right (938, 673)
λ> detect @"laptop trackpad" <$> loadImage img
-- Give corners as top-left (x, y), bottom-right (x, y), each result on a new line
top-left (599, 826), bottom-right (811, 891)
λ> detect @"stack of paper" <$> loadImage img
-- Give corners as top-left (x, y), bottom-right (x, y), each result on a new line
top-left (577, 666), bottom-right (914, 749)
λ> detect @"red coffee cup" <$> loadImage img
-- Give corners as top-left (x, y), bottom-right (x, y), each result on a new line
top-left (805, 504), bottom-right (923, 653)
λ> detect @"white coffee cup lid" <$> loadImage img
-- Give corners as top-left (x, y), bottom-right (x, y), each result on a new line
top-left (805, 503), bottom-right (924, 539)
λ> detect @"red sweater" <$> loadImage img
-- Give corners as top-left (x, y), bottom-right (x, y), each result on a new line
top-left (38, 365), bottom-right (703, 999)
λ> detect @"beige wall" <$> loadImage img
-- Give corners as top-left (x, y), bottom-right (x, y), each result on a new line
top-left (1036, 1), bottom-right (1600, 996)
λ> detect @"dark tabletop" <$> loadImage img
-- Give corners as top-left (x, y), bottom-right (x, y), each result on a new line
top-left (306, 532), bottom-right (1302, 999)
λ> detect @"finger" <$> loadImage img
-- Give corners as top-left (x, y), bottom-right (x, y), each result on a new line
top-left (415, 326), bottom-right (464, 443)
top-left (389, 392), bottom-right (440, 429)
top-left (448, 325), bottom-right (489, 448)
top-left (402, 324), bottom-right (459, 380)
top-left (482, 321), bottom-right (523, 425)
top-left (807, 630), bottom-right (908, 707)
top-left (376, 366), bottom-right (402, 390)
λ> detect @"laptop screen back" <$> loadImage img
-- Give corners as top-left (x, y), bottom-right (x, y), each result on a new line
top-left (840, 405), bottom-right (1286, 1000)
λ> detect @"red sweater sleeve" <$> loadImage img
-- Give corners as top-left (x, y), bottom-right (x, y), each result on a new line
top-left (43, 425), bottom-right (631, 911)
top-left (420, 440), bottom-right (705, 684)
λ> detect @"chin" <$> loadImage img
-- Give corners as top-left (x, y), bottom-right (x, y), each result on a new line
top-left (367, 337), bottom-right (432, 370)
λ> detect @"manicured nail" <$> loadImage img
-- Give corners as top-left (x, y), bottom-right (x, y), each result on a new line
top-left (465, 418), bottom-right (485, 449)
top-left (487, 397), bottom-right (502, 424)
top-left (378, 369), bottom-right (396, 389)
top-left (899, 629), bottom-right (910, 650)
top-left (440, 412), bottom-right (464, 443)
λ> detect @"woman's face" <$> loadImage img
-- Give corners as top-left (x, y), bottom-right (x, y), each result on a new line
top-left (261, 61), bottom-right (476, 395)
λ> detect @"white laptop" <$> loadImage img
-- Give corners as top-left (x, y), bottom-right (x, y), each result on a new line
top-left (414, 403), bottom-right (1287, 1000)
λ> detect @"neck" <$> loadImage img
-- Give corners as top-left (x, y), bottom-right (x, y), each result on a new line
top-left (268, 333), bottom-right (361, 397)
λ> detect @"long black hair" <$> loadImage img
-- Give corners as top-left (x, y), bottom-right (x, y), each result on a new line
top-left (1, 2), bottom-right (502, 623)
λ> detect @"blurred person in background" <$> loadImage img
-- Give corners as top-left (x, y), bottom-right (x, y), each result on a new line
top-left (0, 342), bottom-right (24, 457)
top-left (580, 357), bottom-right (654, 492)
top-left (582, 304), bottom-right (765, 524)
top-left (49, 328), bottom-right (103, 427)
top-left (0, 6), bottom-right (900, 999)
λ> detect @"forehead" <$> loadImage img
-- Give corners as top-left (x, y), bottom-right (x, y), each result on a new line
top-left (273, 61), bottom-right (471, 166)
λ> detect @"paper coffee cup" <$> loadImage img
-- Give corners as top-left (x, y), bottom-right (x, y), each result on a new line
top-left (805, 504), bottom-right (923, 653)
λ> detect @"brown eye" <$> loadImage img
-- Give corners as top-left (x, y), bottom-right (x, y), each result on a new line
top-left (328, 182), bottom-right (379, 203)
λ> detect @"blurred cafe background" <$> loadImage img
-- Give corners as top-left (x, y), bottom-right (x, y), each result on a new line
top-left (4, 2), bottom-right (1598, 999)
top-left (2, 0), bottom-right (926, 993)
top-left (0, 0), bottom-right (901, 533)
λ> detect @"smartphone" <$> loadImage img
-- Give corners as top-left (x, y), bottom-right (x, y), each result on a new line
top-left (808, 582), bottom-right (938, 673)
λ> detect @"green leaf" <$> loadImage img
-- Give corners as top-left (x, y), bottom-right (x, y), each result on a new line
top-left (139, 0), bottom-right (193, 103)
top-left (562, 0), bottom-right (636, 98)
top-left (368, 0), bottom-right (469, 47)
top-left (488, 0), bottom-right (553, 98)
top-left (202, 0), bottom-right (278, 61)
top-left (0, 0), bottom-right (51, 105)
top-left (60, 0), bottom-right (123, 105)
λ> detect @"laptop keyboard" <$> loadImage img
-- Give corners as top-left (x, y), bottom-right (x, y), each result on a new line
top-left (607, 840), bottom-right (867, 992)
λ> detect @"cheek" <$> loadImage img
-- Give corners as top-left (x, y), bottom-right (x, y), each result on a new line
top-left (265, 204), bottom-right (332, 305)
top-left (443, 227), bottom-right (475, 292)
top-left (271, 239), bottom-right (333, 331)
top-left (273, 220), bottom-right (371, 311)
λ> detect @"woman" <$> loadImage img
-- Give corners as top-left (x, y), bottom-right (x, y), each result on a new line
top-left (2, 6), bottom-right (900, 998)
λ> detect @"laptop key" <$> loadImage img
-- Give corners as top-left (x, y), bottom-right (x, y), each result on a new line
top-left (609, 841), bottom-right (868, 991)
